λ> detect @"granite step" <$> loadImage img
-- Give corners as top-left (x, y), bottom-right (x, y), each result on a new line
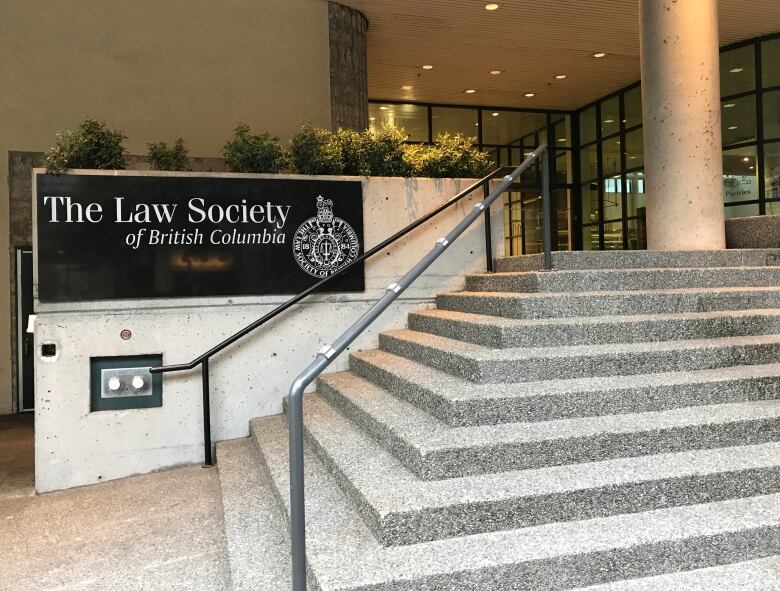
top-left (494, 249), bottom-right (780, 272)
top-left (378, 329), bottom-right (780, 383)
top-left (407, 307), bottom-right (780, 348)
top-left (349, 349), bottom-right (780, 426)
top-left (571, 556), bottom-right (780, 590)
top-left (251, 414), bottom-right (780, 590)
top-left (465, 266), bottom-right (780, 294)
top-left (436, 286), bottom-right (780, 320)
top-left (300, 392), bottom-right (780, 545)
top-left (317, 371), bottom-right (780, 479)
top-left (215, 438), bottom-right (292, 591)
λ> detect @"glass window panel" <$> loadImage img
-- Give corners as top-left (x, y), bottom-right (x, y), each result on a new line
top-left (762, 38), bottom-right (780, 89)
top-left (554, 189), bottom-right (572, 251)
top-left (555, 150), bottom-right (573, 185)
top-left (626, 170), bottom-right (646, 218)
top-left (368, 103), bottom-right (429, 142)
top-left (724, 202), bottom-right (760, 219)
top-left (720, 45), bottom-right (756, 97)
top-left (624, 86), bottom-right (643, 128)
top-left (580, 144), bottom-right (598, 182)
top-left (603, 221), bottom-right (624, 250)
top-left (763, 90), bottom-right (780, 140)
top-left (765, 142), bottom-right (780, 200)
top-left (519, 149), bottom-right (540, 183)
top-left (603, 176), bottom-right (623, 221)
top-left (431, 107), bottom-right (478, 138)
top-left (767, 200), bottom-right (780, 215)
top-left (481, 110), bottom-right (546, 145)
top-left (626, 217), bottom-right (647, 250)
top-left (581, 225), bottom-right (599, 251)
top-left (625, 127), bottom-right (644, 169)
top-left (721, 95), bottom-right (757, 146)
top-left (602, 136), bottom-right (622, 177)
top-left (521, 192), bottom-right (543, 254)
top-left (580, 105), bottom-right (597, 145)
top-left (553, 116), bottom-right (571, 147)
top-left (581, 182), bottom-right (600, 224)
top-left (723, 146), bottom-right (759, 203)
top-left (600, 96), bottom-right (620, 137)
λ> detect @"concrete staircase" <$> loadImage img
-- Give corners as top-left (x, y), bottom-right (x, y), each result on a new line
top-left (218, 250), bottom-right (780, 590)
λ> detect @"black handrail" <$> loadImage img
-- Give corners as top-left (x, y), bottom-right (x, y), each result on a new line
top-left (149, 165), bottom-right (530, 465)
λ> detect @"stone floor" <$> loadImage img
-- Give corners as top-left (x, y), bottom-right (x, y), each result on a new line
top-left (0, 415), bottom-right (231, 591)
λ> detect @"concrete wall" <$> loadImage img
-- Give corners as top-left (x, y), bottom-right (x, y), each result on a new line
top-left (726, 214), bottom-right (780, 248)
top-left (33, 172), bottom-right (504, 492)
top-left (0, 0), bottom-right (332, 414)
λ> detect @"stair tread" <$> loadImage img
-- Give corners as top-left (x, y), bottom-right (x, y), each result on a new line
top-left (252, 413), bottom-right (780, 589)
top-left (411, 307), bottom-right (780, 328)
top-left (304, 391), bottom-right (780, 513)
top-left (319, 371), bottom-right (780, 452)
top-left (469, 265), bottom-right (780, 278)
top-left (353, 349), bottom-right (780, 403)
top-left (445, 285), bottom-right (780, 301)
top-left (571, 556), bottom-right (780, 590)
top-left (383, 328), bottom-right (780, 361)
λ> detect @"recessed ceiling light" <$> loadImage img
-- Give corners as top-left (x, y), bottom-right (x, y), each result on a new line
top-left (489, 69), bottom-right (503, 75)
top-left (743, 157), bottom-right (750, 162)
top-left (557, 137), bottom-right (567, 142)
top-left (604, 119), bottom-right (614, 123)
top-left (379, 106), bottom-right (388, 110)
top-left (730, 66), bottom-right (744, 73)
top-left (555, 74), bottom-right (567, 79)
top-left (524, 92), bottom-right (535, 97)
top-left (593, 52), bottom-right (607, 58)
top-left (401, 85), bottom-right (413, 90)
top-left (485, 3), bottom-right (499, 10)
top-left (728, 125), bottom-right (739, 130)
top-left (369, 116), bottom-right (376, 121)
top-left (629, 156), bottom-right (637, 159)
top-left (465, 88), bottom-right (476, 94)
top-left (723, 103), bottom-right (736, 108)
top-left (422, 64), bottom-right (433, 70)
top-left (491, 112), bottom-right (499, 117)
top-left (749, 166), bottom-right (755, 170)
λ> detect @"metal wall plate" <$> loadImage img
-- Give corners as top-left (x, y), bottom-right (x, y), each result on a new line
top-left (90, 354), bottom-right (163, 411)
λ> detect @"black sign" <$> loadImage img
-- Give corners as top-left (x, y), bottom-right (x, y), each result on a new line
top-left (35, 173), bottom-right (364, 302)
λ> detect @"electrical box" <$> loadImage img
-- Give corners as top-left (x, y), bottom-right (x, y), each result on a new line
top-left (90, 354), bottom-right (163, 411)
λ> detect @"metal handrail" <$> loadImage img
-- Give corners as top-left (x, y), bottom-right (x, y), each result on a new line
top-left (148, 163), bottom-right (543, 466)
top-left (286, 145), bottom-right (548, 591)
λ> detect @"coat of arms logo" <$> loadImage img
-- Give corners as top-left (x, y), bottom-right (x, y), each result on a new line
top-left (292, 195), bottom-right (360, 278)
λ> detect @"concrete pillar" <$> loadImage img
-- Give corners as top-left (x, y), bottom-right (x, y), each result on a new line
top-left (639, 0), bottom-right (725, 250)
top-left (328, 2), bottom-right (368, 131)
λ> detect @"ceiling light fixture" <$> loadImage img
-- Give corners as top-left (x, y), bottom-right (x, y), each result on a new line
top-left (465, 88), bottom-right (476, 94)
top-left (555, 74), bottom-right (567, 79)
top-left (401, 85), bottom-right (412, 90)
top-left (369, 116), bottom-right (376, 121)
top-left (422, 64), bottom-right (433, 70)
top-left (604, 119), bottom-right (614, 123)
top-left (492, 112), bottom-right (499, 117)
top-left (728, 125), bottom-right (739, 130)
top-left (524, 92), bottom-right (535, 97)
top-left (557, 138), bottom-right (567, 142)
top-left (485, 3), bottom-right (499, 10)
top-left (379, 106), bottom-right (388, 110)
top-left (593, 52), bottom-right (607, 58)
top-left (490, 69), bottom-right (503, 75)
top-left (743, 157), bottom-right (750, 162)
top-left (730, 66), bottom-right (744, 73)
top-left (723, 103), bottom-right (736, 108)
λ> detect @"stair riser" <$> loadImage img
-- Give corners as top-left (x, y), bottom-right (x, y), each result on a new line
top-left (379, 333), bottom-right (780, 384)
top-left (321, 376), bottom-right (780, 477)
top-left (436, 290), bottom-right (780, 320)
top-left (494, 250), bottom-right (780, 272)
top-left (466, 268), bottom-right (780, 293)
top-left (408, 311), bottom-right (780, 348)
top-left (349, 354), bottom-right (780, 426)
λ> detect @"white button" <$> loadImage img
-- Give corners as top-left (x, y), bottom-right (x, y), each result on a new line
top-left (108, 377), bottom-right (121, 391)
top-left (132, 376), bottom-right (145, 389)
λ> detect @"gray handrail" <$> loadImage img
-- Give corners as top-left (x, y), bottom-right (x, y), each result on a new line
top-left (285, 144), bottom-right (548, 590)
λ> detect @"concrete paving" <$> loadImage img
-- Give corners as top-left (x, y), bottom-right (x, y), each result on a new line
top-left (0, 458), bottom-right (231, 591)
top-left (0, 413), bottom-right (34, 500)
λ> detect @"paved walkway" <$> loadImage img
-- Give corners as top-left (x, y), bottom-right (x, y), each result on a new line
top-left (0, 416), bottom-right (231, 591)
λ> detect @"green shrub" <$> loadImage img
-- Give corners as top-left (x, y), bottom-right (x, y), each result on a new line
top-left (332, 128), bottom-right (368, 176)
top-left (147, 138), bottom-right (191, 171)
top-left (289, 123), bottom-right (343, 175)
top-left (408, 133), bottom-right (492, 178)
top-left (44, 117), bottom-right (127, 173)
top-left (363, 126), bottom-right (414, 177)
top-left (222, 124), bottom-right (287, 173)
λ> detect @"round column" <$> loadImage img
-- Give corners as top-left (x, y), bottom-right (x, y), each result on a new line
top-left (328, 2), bottom-right (368, 131)
top-left (640, 0), bottom-right (725, 250)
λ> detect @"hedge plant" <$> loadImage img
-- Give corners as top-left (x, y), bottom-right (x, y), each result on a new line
top-left (222, 124), bottom-right (287, 173)
top-left (147, 138), bottom-right (191, 171)
top-left (408, 133), bottom-right (492, 178)
top-left (289, 123), bottom-right (343, 175)
top-left (45, 117), bottom-right (127, 173)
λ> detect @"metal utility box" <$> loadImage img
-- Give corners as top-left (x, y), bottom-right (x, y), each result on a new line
top-left (90, 355), bottom-right (163, 411)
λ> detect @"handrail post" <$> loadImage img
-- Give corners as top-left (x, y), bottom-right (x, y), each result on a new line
top-left (483, 180), bottom-right (494, 273)
top-left (542, 148), bottom-right (553, 271)
top-left (201, 359), bottom-right (213, 467)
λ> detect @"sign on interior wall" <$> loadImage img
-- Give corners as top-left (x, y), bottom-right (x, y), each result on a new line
top-left (35, 173), bottom-right (364, 302)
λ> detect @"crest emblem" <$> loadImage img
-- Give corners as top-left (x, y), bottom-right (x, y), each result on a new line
top-left (292, 195), bottom-right (360, 278)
